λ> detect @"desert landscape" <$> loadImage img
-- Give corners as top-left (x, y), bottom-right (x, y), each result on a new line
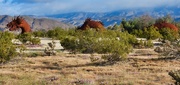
top-left (1, 0), bottom-right (180, 85)
top-left (0, 48), bottom-right (179, 85)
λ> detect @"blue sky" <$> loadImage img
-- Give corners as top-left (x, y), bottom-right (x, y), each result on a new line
top-left (0, 0), bottom-right (180, 16)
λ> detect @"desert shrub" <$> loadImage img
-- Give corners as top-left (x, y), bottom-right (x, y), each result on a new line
top-left (61, 29), bottom-right (136, 62)
top-left (144, 40), bottom-right (154, 48)
top-left (26, 52), bottom-right (43, 57)
top-left (33, 30), bottom-right (47, 37)
top-left (47, 27), bottom-right (71, 40)
top-left (0, 32), bottom-right (17, 63)
top-left (16, 33), bottom-right (40, 45)
top-left (135, 39), bottom-right (154, 48)
top-left (78, 37), bottom-right (97, 53)
top-left (156, 14), bottom-right (174, 23)
top-left (99, 38), bottom-right (131, 61)
top-left (61, 37), bottom-right (79, 53)
top-left (143, 26), bottom-right (162, 40)
top-left (159, 28), bottom-right (179, 41)
top-left (132, 26), bottom-right (162, 40)
top-left (121, 15), bottom-right (155, 33)
top-left (16, 44), bottom-right (27, 56)
top-left (46, 28), bottom-right (136, 61)
top-left (17, 33), bottom-right (32, 44)
top-left (31, 38), bottom-right (40, 45)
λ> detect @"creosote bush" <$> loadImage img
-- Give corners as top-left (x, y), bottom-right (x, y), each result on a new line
top-left (0, 32), bottom-right (17, 63)
top-left (60, 29), bottom-right (136, 62)
top-left (159, 28), bottom-right (179, 41)
top-left (16, 33), bottom-right (40, 45)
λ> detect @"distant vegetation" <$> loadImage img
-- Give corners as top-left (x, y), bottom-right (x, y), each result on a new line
top-left (1, 14), bottom-right (180, 63)
top-left (32, 14), bottom-right (180, 42)
top-left (119, 14), bottom-right (180, 41)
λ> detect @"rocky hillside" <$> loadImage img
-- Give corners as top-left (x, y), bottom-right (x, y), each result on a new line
top-left (0, 15), bottom-right (74, 31)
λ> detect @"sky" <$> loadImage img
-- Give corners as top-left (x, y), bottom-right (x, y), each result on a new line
top-left (0, 0), bottom-right (180, 16)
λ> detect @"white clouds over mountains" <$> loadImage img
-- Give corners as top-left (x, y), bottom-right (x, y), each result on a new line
top-left (0, 0), bottom-right (180, 15)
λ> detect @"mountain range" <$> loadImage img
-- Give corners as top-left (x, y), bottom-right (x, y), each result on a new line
top-left (0, 6), bottom-right (180, 31)
top-left (47, 6), bottom-right (180, 27)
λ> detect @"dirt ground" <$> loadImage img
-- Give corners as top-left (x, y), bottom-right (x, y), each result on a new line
top-left (0, 51), bottom-right (180, 85)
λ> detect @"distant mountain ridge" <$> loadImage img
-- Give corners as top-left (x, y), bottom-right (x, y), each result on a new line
top-left (47, 6), bottom-right (180, 27)
top-left (1, 6), bottom-right (180, 31)
top-left (0, 15), bottom-right (73, 31)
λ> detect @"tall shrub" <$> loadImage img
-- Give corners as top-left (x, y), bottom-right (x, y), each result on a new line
top-left (0, 32), bottom-right (17, 63)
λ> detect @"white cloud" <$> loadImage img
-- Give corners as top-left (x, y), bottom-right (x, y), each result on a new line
top-left (0, 0), bottom-right (180, 15)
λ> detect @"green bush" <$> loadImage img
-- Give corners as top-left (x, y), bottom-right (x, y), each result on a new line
top-left (159, 28), bottom-right (179, 41)
top-left (31, 38), bottom-right (40, 45)
top-left (61, 29), bottom-right (136, 62)
top-left (33, 30), bottom-right (47, 37)
top-left (0, 32), bottom-right (17, 63)
top-left (60, 37), bottom-right (79, 53)
top-left (135, 39), bottom-right (154, 48)
top-left (44, 28), bottom-right (136, 62)
top-left (17, 33), bottom-right (32, 44)
top-left (132, 26), bottom-right (162, 40)
top-left (144, 40), bottom-right (154, 48)
top-left (47, 27), bottom-right (71, 40)
top-left (16, 33), bottom-right (40, 45)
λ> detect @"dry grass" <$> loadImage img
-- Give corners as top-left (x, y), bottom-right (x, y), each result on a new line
top-left (0, 52), bottom-right (179, 85)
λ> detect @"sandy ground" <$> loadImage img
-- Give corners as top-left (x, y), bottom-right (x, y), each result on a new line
top-left (0, 50), bottom-right (179, 85)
